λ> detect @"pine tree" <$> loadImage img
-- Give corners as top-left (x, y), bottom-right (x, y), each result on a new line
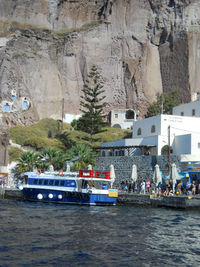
top-left (77, 65), bottom-right (107, 143)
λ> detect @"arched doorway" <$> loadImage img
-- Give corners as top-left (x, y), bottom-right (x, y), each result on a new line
top-left (113, 124), bottom-right (121, 129)
top-left (125, 109), bottom-right (135, 119)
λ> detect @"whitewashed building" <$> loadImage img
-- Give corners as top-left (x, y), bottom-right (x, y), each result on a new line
top-left (108, 109), bottom-right (138, 129)
top-left (63, 113), bottom-right (82, 124)
top-left (101, 114), bottom-right (200, 159)
top-left (173, 99), bottom-right (200, 117)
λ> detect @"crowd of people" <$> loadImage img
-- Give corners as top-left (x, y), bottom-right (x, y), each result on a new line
top-left (120, 179), bottom-right (200, 196)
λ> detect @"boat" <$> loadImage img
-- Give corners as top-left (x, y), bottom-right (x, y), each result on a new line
top-left (18, 169), bottom-right (118, 206)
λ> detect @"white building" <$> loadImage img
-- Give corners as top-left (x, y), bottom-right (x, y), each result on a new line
top-left (173, 99), bottom-right (200, 117)
top-left (101, 114), bottom-right (200, 160)
top-left (108, 109), bottom-right (138, 129)
top-left (63, 113), bottom-right (82, 124)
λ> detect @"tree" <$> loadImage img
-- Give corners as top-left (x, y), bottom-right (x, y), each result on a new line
top-left (40, 148), bottom-right (67, 170)
top-left (145, 88), bottom-right (180, 118)
top-left (77, 65), bottom-right (107, 144)
top-left (66, 144), bottom-right (96, 170)
top-left (16, 151), bottom-right (42, 173)
top-left (55, 131), bottom-right (76, 149)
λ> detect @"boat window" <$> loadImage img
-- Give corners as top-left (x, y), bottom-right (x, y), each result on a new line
top-left (44, 180), bottom-right (48, 185)
top-left (33, 179), bottom-right (38, 185)
top-left (55, 180), bottom-right (59, 186)
top-left (65, 180), bottom-right (76, 187)
top-left (38, 179), bottom-right (43, 185)
top-left (24, 175), bottom-right (28, 184)
top-left (60, 180), bottom-right (65, 186)
top-left (49, 180), bottom-right (54, 186)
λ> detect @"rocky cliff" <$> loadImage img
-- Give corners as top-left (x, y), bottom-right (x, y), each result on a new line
top-left (0, 0), bottom-right (200, 126)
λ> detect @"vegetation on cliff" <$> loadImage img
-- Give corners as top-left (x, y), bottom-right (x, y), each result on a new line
top-left (145, 89), bottom-right (181, 118)
top-left (8, 118), bottom-right (131, 164)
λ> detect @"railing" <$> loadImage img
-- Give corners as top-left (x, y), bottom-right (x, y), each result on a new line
top-left (79, 170), bottom-right (110, 179)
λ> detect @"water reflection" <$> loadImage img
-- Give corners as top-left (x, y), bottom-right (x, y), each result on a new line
top-left (0, 200), bottom-right (200, 266)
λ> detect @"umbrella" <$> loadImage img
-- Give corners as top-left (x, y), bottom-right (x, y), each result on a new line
top-left (88, 164), bottom-right (92, 170)
top-left (109, 164), bottom-right (116, 188)
top-left (131, 164), bottom-right (137, 183)
top-left (171, 163), bottom-right (179, 184)
top-left (66, 163), bottom-right (70, 172)
top-left (48, 165), bottom-right (54, 172)
top-left (153, 164), bottom-right (162, 186)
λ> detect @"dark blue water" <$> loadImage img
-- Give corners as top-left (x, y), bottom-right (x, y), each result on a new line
top-left (0, 200), bottom-right (200, 267)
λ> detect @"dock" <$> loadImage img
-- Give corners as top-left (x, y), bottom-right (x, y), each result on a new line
top-left (1, 188), bottom-right (200, 209)
top-left (117, 192), bottom-right (200, 209)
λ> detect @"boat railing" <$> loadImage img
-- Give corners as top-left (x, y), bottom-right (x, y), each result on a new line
top-left (79, 169), bottom-right (110, 179)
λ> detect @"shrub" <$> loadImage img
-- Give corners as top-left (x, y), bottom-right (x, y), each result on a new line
top-left (8, 147), bottom-right (23, 163)
top-left (24, 137), bottom-right (64, 151)
top-left (9, 118), bottom-right (72, 145)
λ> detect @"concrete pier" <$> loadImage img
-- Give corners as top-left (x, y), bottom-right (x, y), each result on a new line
top-left (1, 188), bottom-right (200, 209)
top-left (117, 192), bottom-right (200, 209)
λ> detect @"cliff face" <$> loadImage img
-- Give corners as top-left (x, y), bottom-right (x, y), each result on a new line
top-left (0, 0), bottom-right (200, 124)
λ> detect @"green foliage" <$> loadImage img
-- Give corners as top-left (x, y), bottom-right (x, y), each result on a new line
top-left (92, 128), bottom-right (132, 147)
top-left (66, 144), bottom-right (96, 170)
top-left (9, 118), bottom-right (71, 146)
top-left (71, 119), bottom-right (78, 130)
top-left (24, 136), bottom-right (64, 151)
top-left (145, 88), bottom-right (181, 118)
top-left (55, 131), bottom-right (76, 149)
top-left (16, 151), bottom-right (42, 173)
top-left (77, 65), bottom-right (107, 142)
top-left (9, 117), bottom-right (131, 155)
top-left (8, 147), bottom-right (23, 163)
top-left (40, 148), bottom-right (68, 170)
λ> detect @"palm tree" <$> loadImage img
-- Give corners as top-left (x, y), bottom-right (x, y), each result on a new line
top-left (16, 151), bottom-right (40, 173)
top-left (40, 148), bottom-right (67, 170)
top-left (66, 144), bottom-right (96, 170)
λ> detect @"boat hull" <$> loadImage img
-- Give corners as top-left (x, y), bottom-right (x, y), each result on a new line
top-left (23, 188), bottom-right (117, 206)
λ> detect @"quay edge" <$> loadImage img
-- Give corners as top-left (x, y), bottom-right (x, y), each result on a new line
top-left (1, 188), bottom-right (200, 209)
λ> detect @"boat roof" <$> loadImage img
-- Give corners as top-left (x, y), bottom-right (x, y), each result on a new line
top-left (24, 171), bottom-right (112, 182)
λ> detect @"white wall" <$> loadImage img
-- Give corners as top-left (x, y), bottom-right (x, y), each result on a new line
top-left (174, 134), bottom-right (191, 155)
top-left (132, 115), bottom-right (161, 138)
top-left (191, 133), bottom-right (200, 155)
top-left (132, 114), bottom-right (200, 155)
top-left (63, 113), bottom-right (81, 124)
top-left (173, 100), bottom-right (200, 117)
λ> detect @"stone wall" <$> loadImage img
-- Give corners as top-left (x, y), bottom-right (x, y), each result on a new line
top-left (95, 155), bottom-right (180, 187)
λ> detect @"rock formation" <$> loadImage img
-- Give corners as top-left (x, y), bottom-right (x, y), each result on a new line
top-left (0, 0), bottom-right (200, 125)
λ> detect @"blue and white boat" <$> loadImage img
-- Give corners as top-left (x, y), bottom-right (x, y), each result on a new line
top-left (19, 169), bottom-right (118, 206)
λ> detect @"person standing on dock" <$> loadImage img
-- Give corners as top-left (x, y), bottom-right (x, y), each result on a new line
top-left (141, 180), bottom-right (146, 194)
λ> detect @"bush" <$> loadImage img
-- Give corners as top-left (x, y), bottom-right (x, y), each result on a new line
top-left (24, 137), bottom-right (64, 151)
top-left (92, 127), bottom-right (132, 147)
top-left (8, 147), bottom-right (23, 163)
top-left (9, 118), bottom-right (72, 145)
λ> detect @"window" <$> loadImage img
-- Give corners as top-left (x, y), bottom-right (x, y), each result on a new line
top-left (49, 180), bottom-right (54, 185)
top-left (181, 112), bottom-right (184, 116)
top-left (38, 179), bottom-right (43, 185)
top-left (60, 180), bottom-right (65, 186)
top-left (198, 143), bottom-right (200, 149)
top-left (23, 100), bottom-right (28, 110)
top-left (137, 128), bottom-right (141, 136)
top-left (33, 179), bottom-right (38, 185)
top-left (55, 180), bottom-right (59, 186)
top-left (151, 125), bottom-right (156, 133)
top-left (3, 103), bottom-right (10, 111)
top-left (114, 113), bottom-right (118, 118)
top-left (44, 180), bottom-right (48, 185)
top-left (192, 109), bottom-right (196, 116)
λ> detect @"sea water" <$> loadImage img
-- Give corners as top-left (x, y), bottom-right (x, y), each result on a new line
top-left (0, 199), bottom-right (200, 266)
